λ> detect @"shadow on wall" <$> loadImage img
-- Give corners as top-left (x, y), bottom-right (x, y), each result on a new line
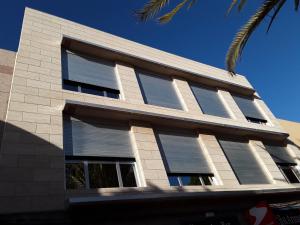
top-left (0, 120), bottom-right (221, 224)
top-left (0, 120), bottom-right (66, 214)
top-left (1, 120), bottom-right (300, 224)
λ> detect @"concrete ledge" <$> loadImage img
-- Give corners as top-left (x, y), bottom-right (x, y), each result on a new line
top-left (64, 100), bottom-right (288, 141)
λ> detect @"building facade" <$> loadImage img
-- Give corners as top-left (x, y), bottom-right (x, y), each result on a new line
top-left (279, 119), bottom-right (300, 147)
top-left (0, 8), bottom-right (300, 225)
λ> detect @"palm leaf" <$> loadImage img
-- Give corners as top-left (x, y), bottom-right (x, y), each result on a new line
top-left (136, 0), bottom-right (170, 22)
top-left (187, 0), bottom-right (197, 9)
top-left (295, 0), bottom-right (300, 10)
top-left (238, 0), bottom-right (248, 11)
top-left (227, 0), bottom-right (238, 15)
top-left (158, 0), bottom-right (190, 23)
top-left (267, 0), bottom-right (287, 33)
top-left (226, 0), bottom-right (281, 74)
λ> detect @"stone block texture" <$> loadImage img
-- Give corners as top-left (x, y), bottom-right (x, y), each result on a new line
top-left (0, 8), bottom-right (297, 214)
top-left (0, 49), bottom-right (15, 147)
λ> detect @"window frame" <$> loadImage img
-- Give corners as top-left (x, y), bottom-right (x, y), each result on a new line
top-left (62, 79), bottom-right (120, 99)
top-left (168, 174), bottom-right (215, 187)
top-left (136, 70), bottom-right (183, 110)
top-left (232, 94), bottom-right (267, 124)
top-left (277, 164), bottom-right (300, 184)
top-left (190, 83), bottom-right (230, 118)
top-left (245, 116), bottom-right (267, 125)
top-left (65, 159), bottom-right (140, 189)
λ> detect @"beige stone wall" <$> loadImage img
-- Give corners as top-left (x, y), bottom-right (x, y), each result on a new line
top-left (279, 119), bottom-right (300, 147)
top-left (279, 119), bottom-right (300, 166)
top-left (0, 8), bottom-right (298, 214)
top-left (0, 49), bottom-right (15, 146)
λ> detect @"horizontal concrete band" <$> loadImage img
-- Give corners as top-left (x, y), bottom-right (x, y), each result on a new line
top-left (64, 100), bottom-right (288, 141)
top-left (68, 186), bottom-right (300, 207)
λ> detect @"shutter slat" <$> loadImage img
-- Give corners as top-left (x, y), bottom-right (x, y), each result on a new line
top-left (219, 139), bottom-right (269, 184)
top-left (63, 50), bottom-right (118, 90)
top-left (137, 72), bottom-right (182, 110)
top-left (265, 145), bottom-right (295, 165)
top-left (157, 130), bottom-right (212, 174)
top-left (191, 85), bottom-right (230, 118)
top-left (64, 116), bottom-right (134, 158)
top-left (233, 95), bottom-right (265, 121)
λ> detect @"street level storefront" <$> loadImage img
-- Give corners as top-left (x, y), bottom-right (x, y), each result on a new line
top-left (1, 189), bottom-right (300, 225)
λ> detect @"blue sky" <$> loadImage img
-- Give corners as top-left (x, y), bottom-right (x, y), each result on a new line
top-left (1, 0), bottom-right (299, 122)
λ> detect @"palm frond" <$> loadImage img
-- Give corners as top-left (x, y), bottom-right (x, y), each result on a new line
top-left (238, 0), bottom-right (248, 11)
top-left (187, 0), bottom-right (197, 9)
top-left (158, 0), bottom-right (190, 23)
top-left (227, 0), bottom-right (238, 15)
top-left (136, 0), bottom-right (170, 22)
top-left (295, 0), bottom-right (300, 10)
top-left (267, 0), bottom-right (287, 33)
top-left (226, 0), bottom-right (281, 74)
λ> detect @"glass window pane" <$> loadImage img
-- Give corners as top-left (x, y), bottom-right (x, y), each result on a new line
top-left (202, 176), bottom-right (212, 185)
top-left (81, 86), bottom-right (104, 96)
top-left (120, 164), bottom-right (137, 187)
top-left (181, 176), bottom-right (202, 186)
top-left (106, 91), bottom-right (119, 99)
top-left (63, 81), bottom-right (78, 92)
top-left (281, 167), bottom-right (300, 183)
top-left (65, 163), bottom-right (85, 189)
top-left (168, 176), bottom-right (180, 186)
top-left (88, 163), bottom-right (119, 188)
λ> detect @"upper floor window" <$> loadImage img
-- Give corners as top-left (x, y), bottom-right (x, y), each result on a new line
top-left (62, 49), bottom-right (120, 99)
top-left (218, 139), bottom-right (269, 184)
top-left (63, 115), bottom-right (138, 189)
top-left (264, 144), bottom-right (300, 184)
top-left (190, 84), bottom-right (230, 118)
top-left (232, 95), bottom-right (267, 124)
top-left (155, 129), bottom-right (215, 187)
top-left (137, 71), bottom-right (183, 110)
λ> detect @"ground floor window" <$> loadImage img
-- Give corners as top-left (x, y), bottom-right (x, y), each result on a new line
top-left (168, 174), bottom-right (215, 187)
top-left (65, 159), bottom-right (138, 190)
top-left (277, 164), bottom-right (300, 184)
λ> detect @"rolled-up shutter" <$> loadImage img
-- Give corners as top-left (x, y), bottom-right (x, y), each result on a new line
top-left (137, 72), bottom-right (182, 110)
top-left (64, 116), bottom-right (134, 158)
top-left (62, 50), bottom-right (118, 90)
top-left (232, 95), bottom-right (266, 121)
top-left (156, 129), bottom-right (212, 174)
top-left (218, 139), bottom-right (269, 184)
top-left (265, 145), bottom-right (296, 165)
top-left (191, 84), bottom-right (230, 118)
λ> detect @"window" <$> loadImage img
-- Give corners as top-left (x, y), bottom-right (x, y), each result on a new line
top-left (168, 174), bottom-right (214, 187)
top-left (64, 116), bottom-right (134, 158)
top-left (278, 165), bottom-right (300, 184)
top-left (190, 84), bottom-right (230, 118)
top-left (264, 144), bottom-right (300, 183)
top-left (65, 162), bottom-right (85, 189)
top-left (155, 129), bottom-right (213, 175)
top-left (64, 116), bottom-right (139, 189)
top-left (63, 80), bottom-right (119, 99)
top-left (218, 139), bottom-right (269, 184)
top-left (232, 95), bottom-right (267, 124)
top-left (137, 71), bottom-right (182, 110)
top-left (65, 160), bottom-right (138, 189)
top-left (62, 49), bottom-right (120, 99)
top-left (155, 129), bottom-right (216, 187)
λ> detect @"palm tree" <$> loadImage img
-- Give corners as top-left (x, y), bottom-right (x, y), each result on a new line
top-left (136, 0), bottom-right (299, 75)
